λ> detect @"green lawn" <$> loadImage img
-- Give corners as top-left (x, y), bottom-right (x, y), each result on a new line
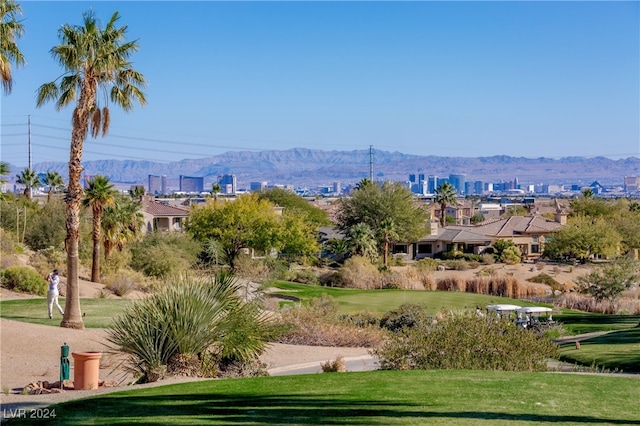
top-left (5, 370), bottom-right (639, 425)
top-left (558, 328), bottom-right (640, 373)
top-left (266, 281), bottom-right (546, 315)
top-left (553, 312), bottom-right (640, 335)
top-left (0, 298), bottom-right (134, 328)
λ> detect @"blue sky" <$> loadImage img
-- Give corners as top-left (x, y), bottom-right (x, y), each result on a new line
top-left (1, 1), bottom-right (639, 167)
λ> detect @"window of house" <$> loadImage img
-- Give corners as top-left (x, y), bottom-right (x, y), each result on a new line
top-left (531, 244), bottom-right (540, 254)
top-left (532, 236), bottom-right (539, 243)
top-left (417, 243), bottom-right (432, 254)
top-left (392, 244), bottom-right (408, 254)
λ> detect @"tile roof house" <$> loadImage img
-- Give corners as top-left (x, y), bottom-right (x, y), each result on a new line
top-left (141, 200), bottom-right (190, 233)
top-left (393, 215), bottom-right (564, 261)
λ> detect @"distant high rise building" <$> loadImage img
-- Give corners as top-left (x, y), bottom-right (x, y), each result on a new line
top-left (250, 181), bottom-right (267, 192)
top-left (427, 175), bottom-right (438, 194)
top-left (449, 174), bottom-right (466, 195)
top-left (409, 174), bottom-right (416, 184)
top-left (624, 176), bottom-right (640, 192)
top-left (218, 174), bottom-right (237, 195)
top-left (148, 174), bottom-right (167, 195)
top-left (474, 181), bottom-right (484, 195)
top-left (179, 175), bottom-right (204, 193)
top-left (332, 181), bottom-right (341, 194)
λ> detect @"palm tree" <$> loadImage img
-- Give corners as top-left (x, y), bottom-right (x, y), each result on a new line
top-left (0, 161), bottom-right (9, 183)
top-left (346, 222), bottom-right (377, 261)
top-left (379, 218), bottom-right (398, 266)
top-left (211, 183), bottom-right (221, 203)
top-left (15, 168), bottom-right (39, 200)
top-left (82, 175), bottom-right (117, 283)
top-left (582, 188), bottom-right (594, 199)
top-left (102, 196), bottom-right (143, 258)
top-left (355, 178), bottom-right (373, 191)
top-left (434, 182), bottom-right (457, 228)
top-left (129, 185), bottom-right (145, 201)
top-left (0, 0), bottom-right (26, 95)
top-left (43, 170), bottom-right (65, 203)
top-left (36, 10), bottom-right (146, 329)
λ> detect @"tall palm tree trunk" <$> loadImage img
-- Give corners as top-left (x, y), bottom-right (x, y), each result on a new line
top-left (91, 210), bottom-right (102, 283)
top-left (61, 84), bottom-right (94, 330)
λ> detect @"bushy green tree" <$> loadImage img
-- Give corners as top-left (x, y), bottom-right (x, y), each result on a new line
top-left (543, 215), bottom-right (621, 261)
top-left (336, 181), bottom-right (428, 260)
top-left (1, 266), bottom-right (47, 295)
top-left (258, 187), bottom-right (330, 227)
top-left (23, 200), bottom-right (66, 251)
top-left (130, 232), bottom-right (201, 278)
top-left (186, 194), bottom-right (282, 269)
top-left (576, 257), bottom-right (640, 302)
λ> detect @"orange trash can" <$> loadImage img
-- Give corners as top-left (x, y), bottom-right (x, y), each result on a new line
top-left (72, 352), bottom-right (102, 390)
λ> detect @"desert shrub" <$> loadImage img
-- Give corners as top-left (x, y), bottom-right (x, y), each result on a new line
top-left (0, 266), bottom-right (47, 296)
top-left (413, 258), bottom-right (439, 272)
top-left (387, 256), bottom-right (406, 267)
top-left (103, 269), bottom-right (150, 297)
top-left (481, 253), bottom-right (495, 264)
top-left (528, 273), bottom-right (563, 292)
top-left (28, 246), bottom-right (65, 276)
top-left (442, 259), bottom-right (469, 271)
top-left (319, 270), bottom-right (343, 287)
top-left (383, 304), bottom-right (427, 330)
top-left (501, 246), bottom-right (522, 264)
top-left (106, 272), bottom-right (270, 383)
top-left (476, 267), bottom-right (497, 277)
top-left (23, 201), bottom-right (66, 251)
top-left (373, 310), bottom-right (559, 371)
top-left (338, 256), bottom-right (382, 289)
top-left (291, 268), bottom-right (319, 285)
top-left (321, 356), bottom-right (346, 373)
top-left (276, 295), bottom-right (383, 347)
top-left (129, 232), bottom-right (201, 278)
top-left (379, 303), bottom-right (430, 332)
top-left (232, 254), bottom-right (273, 282)
top-left (101, 249), bottom-right (134, 277)
top-left (339, 311), bottom-right (380, 328)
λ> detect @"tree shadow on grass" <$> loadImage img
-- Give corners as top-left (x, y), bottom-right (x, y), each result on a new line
top-left (8, 392), bottom-right (640, 425)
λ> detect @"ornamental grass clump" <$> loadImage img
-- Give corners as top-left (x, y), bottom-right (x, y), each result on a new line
top-left (106, 272), bottom-right (270, 383)
top-left (373, 310), bottom-right (559, 372)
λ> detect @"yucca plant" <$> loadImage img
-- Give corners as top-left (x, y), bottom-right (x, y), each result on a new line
top-left (106, 271), bottom-right (270, 382)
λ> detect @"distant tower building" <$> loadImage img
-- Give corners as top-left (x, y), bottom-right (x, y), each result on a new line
top-left (218, 174), bottom-right (237, 195)
top-left (427, 175), bottom-right (438, 194)
top-left (514, 176), bottom-right (519, 189)
top-left (409, 174), bottom-right (416, 184)
top-left (449, 174), bottom-right (466, 195)
top-left (148, 174), bottom-right (167, 195)
top-left (250, 181), bottom-right (267, 192)
top-left (474, 181), bottom-right (484, 195)
top-left (464, 182), bottom-right (473, 196)
top-left (332, 181), bottom-right (341, 194)
top-left (179, 175), bottom-right (204, 193)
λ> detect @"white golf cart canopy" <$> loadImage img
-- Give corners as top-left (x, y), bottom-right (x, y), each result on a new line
top-left (486, 304), bottom-right (522, 312)
top-left (516, 307), bottom-right (553, 314)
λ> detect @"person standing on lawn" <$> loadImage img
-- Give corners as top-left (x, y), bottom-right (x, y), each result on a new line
top-left (47, 269), bottom-right (64, 319)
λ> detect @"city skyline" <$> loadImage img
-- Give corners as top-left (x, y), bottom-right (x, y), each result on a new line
top-left (2, 1), bottom-right (638, 168)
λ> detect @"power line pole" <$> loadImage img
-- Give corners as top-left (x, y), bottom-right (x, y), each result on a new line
top-left (369, 145), bottom-right (373, 181)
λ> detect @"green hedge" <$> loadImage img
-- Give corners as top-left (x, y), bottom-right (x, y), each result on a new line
top-left (0, 266), bottom-right (47, 296)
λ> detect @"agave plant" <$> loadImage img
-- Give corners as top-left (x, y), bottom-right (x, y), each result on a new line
top-left (106, 271), bottom-right (270, 382)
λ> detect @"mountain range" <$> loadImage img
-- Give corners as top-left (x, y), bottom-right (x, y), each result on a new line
top-left (28, 148), bottom-right (640, 188)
